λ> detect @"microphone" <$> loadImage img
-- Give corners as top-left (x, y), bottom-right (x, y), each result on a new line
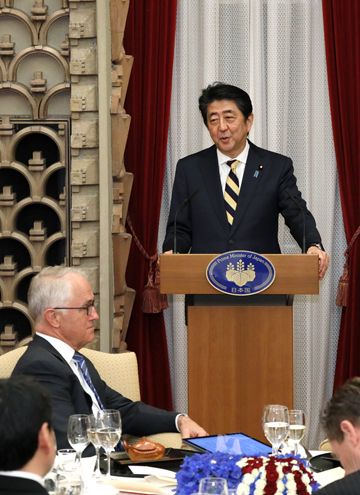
top-left (284, 189), bottom-right (306, 254)
top-left (173, 190), bottom-right (198, 254)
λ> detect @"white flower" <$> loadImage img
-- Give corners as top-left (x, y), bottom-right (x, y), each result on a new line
top-left (276, 479), bottom-right (285, 491)
top-left (236, 484), bottom-right (250, 495)
top-left (255, 478), bottom-right (266, 490)
top-left (241, 473), bottom-right (254, 486)
top-left (302, 473), bottom-right (310, 484)
top-left (286, 478), bottom-right (297, 491)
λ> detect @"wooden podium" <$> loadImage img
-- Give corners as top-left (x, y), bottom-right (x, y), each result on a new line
top-left (160, 254), bottom-right (318, 440)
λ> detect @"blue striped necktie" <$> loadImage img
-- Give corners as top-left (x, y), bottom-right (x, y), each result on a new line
top-left (73, 352), bottom-right (104, 409)
top-left (224, 159), bottom-right (240, 225)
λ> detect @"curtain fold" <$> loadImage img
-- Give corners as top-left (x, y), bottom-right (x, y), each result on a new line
top-left (322, 0), bottom-right (360, 389)
top-left (123, 0), bottom-right (177, 408)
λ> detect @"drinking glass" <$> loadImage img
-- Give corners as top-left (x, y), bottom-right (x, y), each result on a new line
top-left (95, 409), bottom-right (122, 477)
top-left (198, 477), bottom-right (228, 495)
top-left (57, 448), bottom-right (77, 474)
top-left (67, 414), bottom-right (90, 464)
top-left (56, 475), bottom-right (82, 495)
top-left (88, 414), bottom-right (103, 478)
top-left (288, 409), bottom-right (306, 455)
top-left (263, 404), bottom-right (289, 455)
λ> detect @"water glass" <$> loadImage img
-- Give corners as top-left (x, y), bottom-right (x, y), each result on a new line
top-left (288, 409), bottom-right (306, 455)
top-left (95, 409), bottom-right (122, 477)
top-left (88, 414), bottom-right (103, 478)
top-left (198, 477), bottom-right (228, 495)
top-left (56, 475), bottom-right (82, 495)
top-left (56, 449), bottom-right (77, 474)
top-left (67, 414), bottom-right (90, 464)
top-left (263, 404), bottom-right (289, 455)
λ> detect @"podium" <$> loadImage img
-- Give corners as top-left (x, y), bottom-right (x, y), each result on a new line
top-left (160, 254), bottom-right (318, 440)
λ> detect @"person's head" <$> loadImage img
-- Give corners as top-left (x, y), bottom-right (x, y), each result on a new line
top-left (29, 266), bottom-right (98, 349)
top-left (321, 377), bottom-right (360, 474)
top-left (198, 82), bottom-right (254, 158)
top-left (0, 376), bottom-right (56, 475)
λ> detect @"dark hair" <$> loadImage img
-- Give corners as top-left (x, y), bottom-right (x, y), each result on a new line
top-left (0, 375), bottom-right (53, 470)
top-left (198, 82), bottom-right (253, 126)
top-left (321, 377), bottom-right (360, 442)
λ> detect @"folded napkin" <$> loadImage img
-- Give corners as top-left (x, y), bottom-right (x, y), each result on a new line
top-left (104, 476), bottom-right (169, 494)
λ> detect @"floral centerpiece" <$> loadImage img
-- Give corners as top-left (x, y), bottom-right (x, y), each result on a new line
top-left (176, 452), bottom-right (320, 495)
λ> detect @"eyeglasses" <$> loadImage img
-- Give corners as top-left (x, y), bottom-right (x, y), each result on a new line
top-left (53, 301), bottom-right (96, 316)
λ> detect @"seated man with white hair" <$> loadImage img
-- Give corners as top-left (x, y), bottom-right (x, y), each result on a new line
top-left (13, 266), bottom-right (207, 456)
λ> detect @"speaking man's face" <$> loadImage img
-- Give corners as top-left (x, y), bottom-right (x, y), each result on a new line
top-left (206, 99), bottom-right (253, 158)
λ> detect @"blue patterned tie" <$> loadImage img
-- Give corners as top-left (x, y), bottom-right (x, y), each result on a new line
top-left (73, 352), bottom-right (104, 409)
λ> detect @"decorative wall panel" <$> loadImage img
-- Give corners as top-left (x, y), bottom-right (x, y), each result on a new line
top-left (0, 0), bottom-right (134, 353)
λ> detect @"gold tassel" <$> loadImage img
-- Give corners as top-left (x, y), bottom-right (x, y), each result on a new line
top-left (142, 260), bottom-right (167, 314)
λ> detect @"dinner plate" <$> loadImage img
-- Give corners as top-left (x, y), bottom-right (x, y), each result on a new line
top-left (309, 452), bottom-right (341, 472)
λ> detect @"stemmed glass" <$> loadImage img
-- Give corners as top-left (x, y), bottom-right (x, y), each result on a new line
top-left (88, 414), bottom-right (103, 478)
top-left (199, 477), bottom-right (228, 495)
top-left (288, 409), bottom-right (306, 455)
top-left (67, 414), bottom-right (90, 464)
top-left (263, 404), bottom-right (289, 455)
top-left (95, 409), bottom-right (122, 477)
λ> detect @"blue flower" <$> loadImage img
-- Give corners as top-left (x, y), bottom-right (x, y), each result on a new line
top-left (176, 452), bottom-right (320, 495)
top-left (176, 452), bottom-right (243, 495)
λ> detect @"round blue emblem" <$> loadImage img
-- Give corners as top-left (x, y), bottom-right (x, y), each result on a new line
top-left (206, 250), bottom-right (276, 296)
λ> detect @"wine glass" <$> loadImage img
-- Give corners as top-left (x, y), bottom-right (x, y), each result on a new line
top-left (95, 409), bottom-right (122, 477)
top-left (88, 414), bottom-right (103, 478)
top-left (288, 409), bottom-right (306, 455)
top-left (263, 404), bottom-right (289, 455)
top-left (67, 414), bottom-right (90, 464)
top-left (199, 477), bottom-right (228, 495)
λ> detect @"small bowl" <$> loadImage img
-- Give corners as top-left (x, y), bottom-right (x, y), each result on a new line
top-left (123, 437), bottom-right (165, 462)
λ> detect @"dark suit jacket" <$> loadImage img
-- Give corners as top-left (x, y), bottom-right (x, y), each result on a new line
top-left (163, 142), bottom-right (322, 254)
top-left (0, 475), bottom-right (48, 495)
top-left (315, 469), bottom-right (360, 494)
top-left (12, 336), bottom-right (177, 454)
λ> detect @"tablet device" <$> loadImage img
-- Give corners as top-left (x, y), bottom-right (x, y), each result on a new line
top-left (183, 432), bottom-right (272, 457)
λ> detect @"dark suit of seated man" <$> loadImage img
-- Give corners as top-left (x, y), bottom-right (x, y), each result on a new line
top-left (0, 376), bottom-right (56, 495)
top-left (315, 377), bottom-right (360, 494)
top-left (13, 266), bottom-right (207, 455)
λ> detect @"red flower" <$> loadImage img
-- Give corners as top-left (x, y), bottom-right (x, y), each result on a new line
top-left (264, 483), bottom-right (277, 495)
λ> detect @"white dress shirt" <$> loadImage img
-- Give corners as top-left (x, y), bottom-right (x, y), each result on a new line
top-left (0, 470), bottom-right (45, 487)
top-left (217, 140), bottom-right (250, 193)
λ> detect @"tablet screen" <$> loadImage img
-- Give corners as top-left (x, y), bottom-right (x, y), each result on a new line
top-left (184, 433), bottom-right (272, 457)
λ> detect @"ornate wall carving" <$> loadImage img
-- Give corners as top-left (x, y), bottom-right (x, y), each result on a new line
top-left (0, 0), bottom-right (134, 353)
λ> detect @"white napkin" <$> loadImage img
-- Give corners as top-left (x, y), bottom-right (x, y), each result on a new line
top-left (129, 466), bottom-right (176, 478)
top-left (104, 476), bottom-right (169, 494)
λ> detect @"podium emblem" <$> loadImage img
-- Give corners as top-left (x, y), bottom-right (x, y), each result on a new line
top-left (206, 251), bottom-right (276, 296)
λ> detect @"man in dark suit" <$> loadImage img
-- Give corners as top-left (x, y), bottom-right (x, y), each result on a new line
top-left (163, 82), bottom-right (329, 278)
top-left (0, 376), bottom-right (56, 495)
top-left (315, 377), bottom-right (360, 494)
top-left (13, 266), bottom-right (206, 455)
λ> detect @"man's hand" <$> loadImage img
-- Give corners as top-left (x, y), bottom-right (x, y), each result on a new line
top-left (163, 250), bottom-right (173, 254)
top-left (306, 246), bottom-right (330, 279)
top-left (178, 415), bottom-right (208, 438)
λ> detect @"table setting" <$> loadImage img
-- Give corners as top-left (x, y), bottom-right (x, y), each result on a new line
top-left (45, 405), bottom-right (344, 494)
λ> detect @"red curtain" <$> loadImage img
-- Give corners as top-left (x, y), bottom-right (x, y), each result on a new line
top-left (322, 1), bottom-right (360, 388)
top-left (122, 1), bottom-right (177, 408)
